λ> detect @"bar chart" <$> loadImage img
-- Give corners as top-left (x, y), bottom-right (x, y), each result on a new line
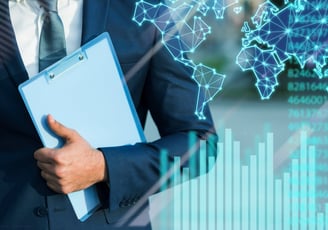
top-left (149, 129), bottom-right (328, 229)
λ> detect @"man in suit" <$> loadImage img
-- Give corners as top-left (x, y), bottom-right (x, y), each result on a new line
top-left (0, 0), bottom-right (217, 229)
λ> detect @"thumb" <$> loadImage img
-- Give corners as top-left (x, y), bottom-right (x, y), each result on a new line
top-left (47, 114), bottom-right (76, 142)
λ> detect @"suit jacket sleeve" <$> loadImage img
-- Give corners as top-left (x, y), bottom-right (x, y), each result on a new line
top-left (99, 35), bottom-right (217, 213)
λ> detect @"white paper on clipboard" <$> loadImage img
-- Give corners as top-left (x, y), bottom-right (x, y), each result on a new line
top-left (18, 32), bottom-right (145, 221)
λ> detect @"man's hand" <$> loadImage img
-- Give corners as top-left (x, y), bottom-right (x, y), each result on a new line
top-left (34, 115), bottom-right (107, 194)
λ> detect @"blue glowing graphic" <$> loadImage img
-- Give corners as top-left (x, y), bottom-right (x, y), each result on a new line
top-left (237, 45), bottom-right (285, 99)
top-left (133, 0), bottom-right (239, 119)
top-left (150, 130), bottom-right (328, 229)
top-left (237, 0), bottom-right (328, 99)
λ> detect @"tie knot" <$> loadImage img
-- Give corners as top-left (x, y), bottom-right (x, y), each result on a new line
top-left (38, 0), bottom-right (58, 12)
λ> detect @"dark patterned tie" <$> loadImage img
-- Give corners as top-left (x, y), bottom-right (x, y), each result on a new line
top-left (38, 0), bottom-right (66, 71)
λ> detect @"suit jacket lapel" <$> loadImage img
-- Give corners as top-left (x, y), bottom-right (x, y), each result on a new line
top-left (81, 0), bottom-right (111, 44)
top-left (0, 0), bottom-right (111, 86)
top-left (0, 1), bottom-right (28, 86)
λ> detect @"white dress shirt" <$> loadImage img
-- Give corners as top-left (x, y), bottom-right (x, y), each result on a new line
top-left (9, 0), bottom-right (83, 77)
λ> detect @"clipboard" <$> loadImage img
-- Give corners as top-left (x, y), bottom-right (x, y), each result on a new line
top-left (18, 32), bottom-right (146, 221)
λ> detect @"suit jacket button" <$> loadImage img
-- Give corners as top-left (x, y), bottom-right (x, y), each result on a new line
top-left (126, 200), bottom-right (132, 206)
top-left (34, 207), bottom-right (48, 217)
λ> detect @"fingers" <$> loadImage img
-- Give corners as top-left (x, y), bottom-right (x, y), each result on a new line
top-left (37, 161), bottom-right (56, 176)
top-left (39, 165), bottom-right (73, 194)
top-left (34, 149), bottom-right (60, 178)
top-left (34, 149), bottom-right (72, 194)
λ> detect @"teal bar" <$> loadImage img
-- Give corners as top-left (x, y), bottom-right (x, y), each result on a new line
top-left (225, 129), bottom-right (233, 230)
top-left (157, 158), bottom-right (172, 230)
top-left (283, 173), bottom-right (291, 230)
top-left (199, 141), bottom-right (207, 229)
top-left (325, 204), bottom-right (328, 230)
top-left (291, 159), bottom-right (299, 230)
top-left (182, 167), bottom-right (189, 183)
top-left (173, 157), bottom-right (181, 230)
top-left (258, 142), bottom-right (266, 230)
top-left (169, 162), bottom-right (174, 183)
top-left (159, 150), bottom-right (170, 230)
top-left (208, 133), bottom-right (218, 158)
top-left (190, 173), bottom-right (198, 230)
top-left (208, 132), bottom-right (218, 230)
top-left (173, 157), bottom-right (181, 186)
top-left (200, 140), bottom-right (207, 176)
top-left (160, 149), bottom-right (168, 191)
top-left (169, 162), bottom-right (175, 226)
top-left (275, 179), bottom-right (282, 230)
top-left (208, 151), bottom-right (216, 176)
top-left (159, 189), bottom-right (170, 230)
top-left (250, 155), bottom-right (258, 230)
top-left (233, 141), bottom-right (241, 230)
top-left (189, 131), bottom-right (197, 179)
top-left (208, 156), bottom-right (216, 230)
top-left (267, 133), bottom-right (274, 230)
top-left (308, 146), bottom-right (316, 230)
top-left (182, 168), bottom-right (190, 230)
top-left (241, 166), bottom-right (249, 230)
top-left (317, 213), bottom-right (324, 230)
top-left (300, 131), bottom-right (307, 230)
top-left (216, 143), bottom-right (224, 229)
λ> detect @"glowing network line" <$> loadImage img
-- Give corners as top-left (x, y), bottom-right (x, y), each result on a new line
top-left (237, 0), bottom-right (328, 99)
top-left (133, 0), bottom-right (239, 119)
top-left (237, 45), bottom-right (285, 99)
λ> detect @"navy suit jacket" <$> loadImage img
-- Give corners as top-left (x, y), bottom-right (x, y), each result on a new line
top-left (0, 0), bottom-right (217, 229)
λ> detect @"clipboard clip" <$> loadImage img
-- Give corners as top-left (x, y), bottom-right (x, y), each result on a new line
top-left (46, 51), bottom-right (87, 81)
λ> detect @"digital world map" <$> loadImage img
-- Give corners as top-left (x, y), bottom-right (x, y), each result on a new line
top-left (237, 0), bottom-right (328, 99)
top-left (133, 0), bottom-right (328, 118)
